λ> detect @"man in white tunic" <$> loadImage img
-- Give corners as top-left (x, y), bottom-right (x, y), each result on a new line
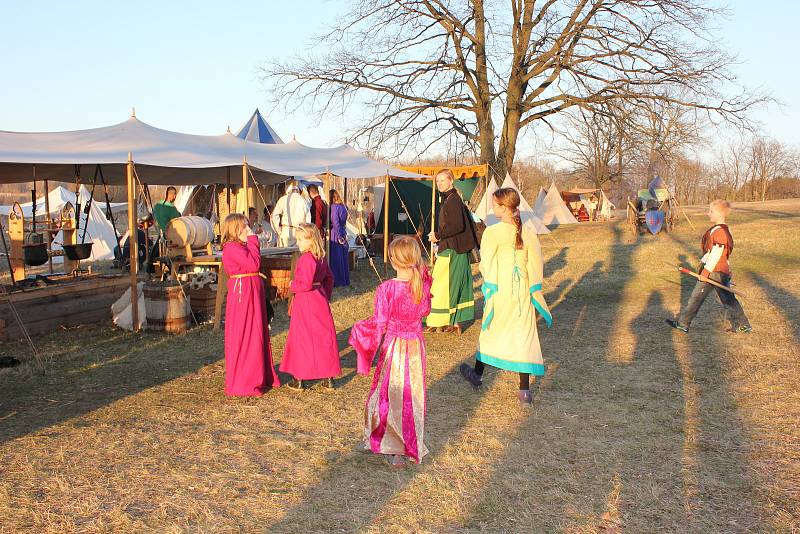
top-left (270, 181), bottom-right (310, 247)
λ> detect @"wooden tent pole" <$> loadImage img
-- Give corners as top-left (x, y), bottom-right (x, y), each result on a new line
top-left (39, 167), bottom-right (53, 274)
top-left (324, 168), bottom-right (331, 260)
top-left (430, 173), bottom-right (436, 261)
top-left (226, 167), bottom-right (232, 215)
top-left (383, 173), bottom-right (389, 275)
top-left (242, 158), bottom-right (249, 215)
top-left (127, 153), bottom-right (139, 332)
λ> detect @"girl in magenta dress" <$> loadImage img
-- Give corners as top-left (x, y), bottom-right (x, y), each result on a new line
top-left (280, 223), bottom-right (341, 390)
top-left (349, 236), bottom-right (432, 467)
top-left (221, 213), bottom-right (280, 396)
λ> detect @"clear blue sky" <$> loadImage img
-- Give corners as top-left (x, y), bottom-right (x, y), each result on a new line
top-left (1, 1), bottom-right (797, 152)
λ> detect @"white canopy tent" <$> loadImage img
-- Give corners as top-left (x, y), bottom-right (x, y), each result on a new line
top-left (0, 116), bottom-right (423, 185)
top-left (0, 185), bottom-right (120, 262)
top-left (0, 114), bottom-right (424, 332)
top-left (534, 182), bottom-right (579, 226)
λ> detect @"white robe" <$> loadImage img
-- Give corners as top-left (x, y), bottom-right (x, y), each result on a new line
top-left (270, 189), bottom-right (310, 247)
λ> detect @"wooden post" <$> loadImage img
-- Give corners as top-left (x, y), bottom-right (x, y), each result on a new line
top-left (242, 158), bottom-right (249, 215)
top-left (127, 153), bottom-right (139, 332)
top-left (226, 167), bottom-right (232, 215)
top-left (323, 169), bottom-right (331, 260)
top-left (430, 174), bottom-right (436, 261)
top-left (42, 169), bottom-right (54, 274)
top-left (383, 174), bottom-right (389, 274)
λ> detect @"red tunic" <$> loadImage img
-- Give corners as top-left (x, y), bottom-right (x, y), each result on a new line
top-left (700, 224), bottom-right (734, 276)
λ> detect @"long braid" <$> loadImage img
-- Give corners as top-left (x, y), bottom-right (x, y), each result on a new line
top-left (493, 188), bottom-right (523, 250)
top-left (513, 209), bottom-right (523, 250)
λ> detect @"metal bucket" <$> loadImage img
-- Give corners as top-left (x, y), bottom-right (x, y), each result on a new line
top-left (23, 244), bottom-right (48, 266)
top-left (63, 242), bottom-right (94, 261)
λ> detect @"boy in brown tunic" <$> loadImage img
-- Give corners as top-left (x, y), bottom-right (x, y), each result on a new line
top-left (667, 200), bottom-right (752, 334)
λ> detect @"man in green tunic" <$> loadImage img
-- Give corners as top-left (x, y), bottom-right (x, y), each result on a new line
top-left (153, 186), bottom-right (181, 234)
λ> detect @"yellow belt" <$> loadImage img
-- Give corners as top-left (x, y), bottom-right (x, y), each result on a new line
top-left (229, 272), bottom-right (267, 280)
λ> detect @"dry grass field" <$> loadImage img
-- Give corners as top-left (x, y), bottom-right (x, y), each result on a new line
top-left (0, 199), bottom-right (798, 533)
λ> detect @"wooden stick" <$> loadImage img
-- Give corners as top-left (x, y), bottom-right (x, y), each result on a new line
top-left (671, 264), bottom-right (747, 298)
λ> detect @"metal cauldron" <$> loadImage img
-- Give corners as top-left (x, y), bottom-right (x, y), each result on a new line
top-left (23, 243), bottom-right (49, 266)
top-left (62, 242), bottom-right (94, 261)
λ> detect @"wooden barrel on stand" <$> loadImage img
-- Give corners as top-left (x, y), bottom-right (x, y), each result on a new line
top-left (143, 280), bottom-right (191, 333)
top-left (261, 256), bottom-right (293, 300)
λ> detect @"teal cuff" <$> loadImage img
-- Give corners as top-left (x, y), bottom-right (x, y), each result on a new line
top-left (476, 351), bottom-right (546, 376)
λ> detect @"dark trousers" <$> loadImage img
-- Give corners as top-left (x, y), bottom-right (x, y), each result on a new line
top-left (678, 272), bottom-right (750, 329)
top-left (474, 360), bottom-right (530, 390)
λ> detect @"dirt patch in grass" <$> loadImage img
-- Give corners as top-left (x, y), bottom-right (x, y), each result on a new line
top-left (1, 200), bottom-right (798, 532)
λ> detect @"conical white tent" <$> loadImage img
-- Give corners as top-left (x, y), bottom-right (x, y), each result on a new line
top-left (534, 182), bottom-right (578, 225)
top-left (598, 189), bottom-right (615, 220)
top-left (534, 186), bottom-right (546, 213)
top-left (473, 177), bottom-right (499, 222)
top-left (475, 174), bottom-right (550, 234)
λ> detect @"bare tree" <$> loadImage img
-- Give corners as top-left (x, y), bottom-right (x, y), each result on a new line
top-left (559, 104), bottom-right (631, 190)
top-left (746, 136), bottom-right (790, 201)
top-left (264, 0), bottom-right (763, 180)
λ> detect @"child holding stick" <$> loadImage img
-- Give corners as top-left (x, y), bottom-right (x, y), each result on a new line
top-left (667, 199), bottom-right (752, 334)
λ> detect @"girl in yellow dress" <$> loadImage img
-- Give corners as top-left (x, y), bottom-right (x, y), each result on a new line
top-left (459, 188), bottom-right (552, 404)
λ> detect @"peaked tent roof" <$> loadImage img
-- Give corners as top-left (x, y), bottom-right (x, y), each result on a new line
top-left (236, 109), bottom-right (284, 144)
top-left (0, 116), bottom-right (424, 185)
top-left (534, 186), bottom-right (546, 213)
top-left (473, 176), bottom-right (499, 223)
top-left (475, 174), bottom-right (550, 234)
top-left (534, 182), bottom-right (578, 225)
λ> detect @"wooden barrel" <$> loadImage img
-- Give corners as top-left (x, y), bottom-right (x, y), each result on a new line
top-left (166, 216), bottom-right (215, 249)
top-left (143, 281), bottom-right (190, 333)
top-left (267, 270), bottom-right (292, 300)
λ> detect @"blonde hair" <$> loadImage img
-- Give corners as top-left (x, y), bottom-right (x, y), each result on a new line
top-left (296, 223), bottom-right (325, 259)
top-left (710, 199), bottom-right (731, 217)
top-left (435, 168), bottom-right (455, 182)
top-left (221, 213), bottom-right (248, 245)
top-left (493, 188), bottom-right (523, 249)
top-left (389, 236), bottom-right (425, 304)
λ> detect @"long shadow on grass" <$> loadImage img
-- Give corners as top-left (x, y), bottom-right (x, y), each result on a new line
top-left (0, 325), bottom-right (225, 445)
top-left (263, 224), bottom-right (651, 531)
top-left (745, 271), bottom-right (799, 343)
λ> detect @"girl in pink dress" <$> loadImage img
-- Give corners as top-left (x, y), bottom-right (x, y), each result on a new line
top-left (349, 236), bottom-right (432, 468)
top-left (280, 223), bottom-right (341, 390)
top-left (221, 213), bottom-right (280, 396)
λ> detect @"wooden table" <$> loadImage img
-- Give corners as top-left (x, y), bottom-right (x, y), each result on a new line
top-left (169, 247), bottom-right (300, 330)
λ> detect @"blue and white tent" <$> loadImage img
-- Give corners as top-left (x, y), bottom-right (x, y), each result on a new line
top-left (235, 109), bottom-right (284, 144)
